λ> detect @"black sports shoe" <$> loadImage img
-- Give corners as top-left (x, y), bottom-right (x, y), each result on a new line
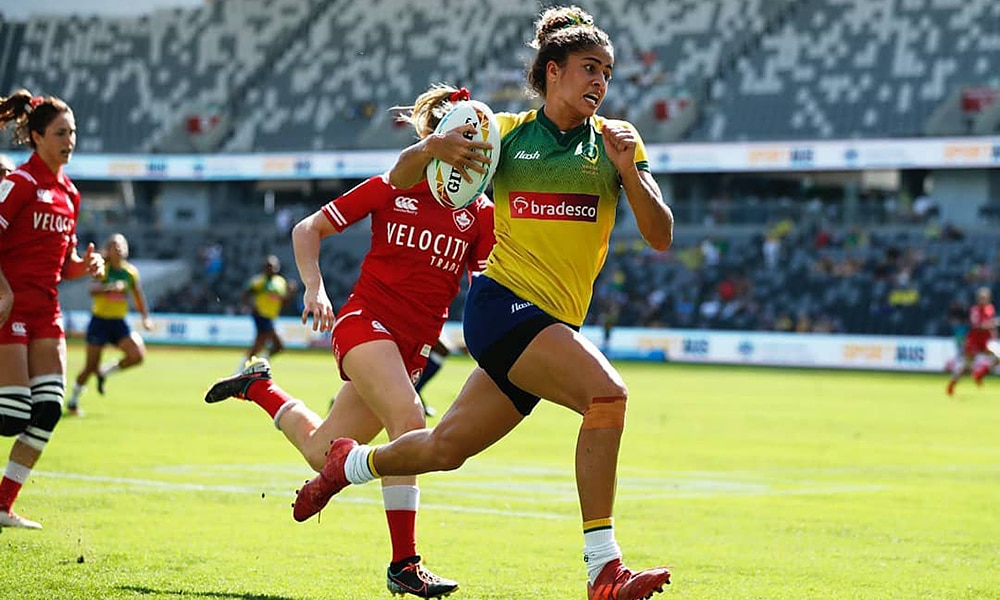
top-left (204, 357), bottom-right (272, 403)
top-left (386, 556), bottom-right (458, 598)
top-left (96, 372), bottom-right (106, 396)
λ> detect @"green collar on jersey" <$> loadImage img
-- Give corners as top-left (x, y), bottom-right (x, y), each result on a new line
top-left (535, 105), bottom-right (594, 147)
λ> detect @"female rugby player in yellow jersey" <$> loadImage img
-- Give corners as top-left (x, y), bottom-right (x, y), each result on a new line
top-left (238, 255), bottom-right (295, 369)
top-left (292, 6), bottom-right (675, 599)
top-left (68, 233), bottom-right (153, 414)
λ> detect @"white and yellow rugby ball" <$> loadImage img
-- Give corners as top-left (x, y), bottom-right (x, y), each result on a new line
top-left (426, 100), bottom-right (500, 209)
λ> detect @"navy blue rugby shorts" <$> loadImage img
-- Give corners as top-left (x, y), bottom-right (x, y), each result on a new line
top-left (463, 275), bottom-right (576, 415)
top-left (85, 316), bottom-right (131, 346)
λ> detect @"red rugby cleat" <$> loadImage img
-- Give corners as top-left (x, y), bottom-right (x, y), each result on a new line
top-left (588, 559), bottom-right (671, 600)
top-left (292, 437), bottom-right (356, 522)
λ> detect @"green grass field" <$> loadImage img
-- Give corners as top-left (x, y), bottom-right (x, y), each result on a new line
top-left (1, 345), bottom-right (998, 599)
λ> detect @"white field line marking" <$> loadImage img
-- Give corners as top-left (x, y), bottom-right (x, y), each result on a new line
top-left (32, 470), bottom-right (570, 520)
top-left (35, 463), bottom-right (889, 515)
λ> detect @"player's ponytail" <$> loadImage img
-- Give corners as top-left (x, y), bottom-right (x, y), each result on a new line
top-left (393, 83), bottom-right (469, 139)
top-left (0, 89), bottom-right (71, 148)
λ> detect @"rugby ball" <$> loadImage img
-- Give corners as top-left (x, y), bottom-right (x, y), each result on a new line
top-left (426, 100), bottom-right (500, 209)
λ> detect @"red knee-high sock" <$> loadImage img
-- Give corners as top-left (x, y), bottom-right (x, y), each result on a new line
top-left (383, 485), bottom-right (419, 563)
top-left (0, 462), bottom-right (31, 511)
top-left (386, 510), bottom-right (418, 563)
top-left (246, 379), bottom-right (294, 419)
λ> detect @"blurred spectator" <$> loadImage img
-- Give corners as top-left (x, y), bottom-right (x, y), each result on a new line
top-left (763, 234), bottom-right (781, 269)
top-left (912, 193), bottom-right (939, 221)
top-left (201, 242), bottom-right (224, 280)
top-left (700, 237), bottom-right (721, 266)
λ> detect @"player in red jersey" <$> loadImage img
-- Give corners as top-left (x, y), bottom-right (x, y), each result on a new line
top-left (947, 287), bottom-right (998, 395)
top-left (204, 84), bottom-right (494, 598)
top-left (0, 90), bottom-right (105, 530)
top-left (949, 287), bottom-right (998, 393)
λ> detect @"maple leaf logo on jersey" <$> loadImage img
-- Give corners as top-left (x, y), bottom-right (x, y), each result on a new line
top-left (453, 209), bottom-right (474, 232)
top-left (36, 189), bottom-right (54, 204)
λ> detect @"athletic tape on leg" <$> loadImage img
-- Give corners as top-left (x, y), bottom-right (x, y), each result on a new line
top-left (582, 396), bottom-right (626, 430)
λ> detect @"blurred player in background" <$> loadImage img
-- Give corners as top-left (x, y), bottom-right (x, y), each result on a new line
top-left (969, 287), bottom-right (998, 386)
top-left (204, 84), bottom-right (495, 598)
top-left (238, 255), bottom-right (295, 370)
top-left (947, 287), bottom-right (997, 395)
top-left (0, 154), bottom-right (14, 179)
top-left (294, 6), bottom-right (675, 599)
top-left (942, 299), bottom-right (968, 374)
top-left (0, 90), bottom-right (104, 529)
top-left (67, 233), bottom-right (154, 415)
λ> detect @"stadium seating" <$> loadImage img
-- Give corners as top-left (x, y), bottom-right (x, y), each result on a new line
top-left (16, 0), bottom-right (977, 149)
top-left (9, 0), bottom-right (323, 152)
top-left (591, 224), bottom-right (998, 337)
top-left (690, 0), bottom-right (1000, 140)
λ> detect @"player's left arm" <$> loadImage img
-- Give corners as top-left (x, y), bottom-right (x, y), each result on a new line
top-left (601, 122), bottom-right (673, 251)
top-left (129, 269), bottom-right (154, 330)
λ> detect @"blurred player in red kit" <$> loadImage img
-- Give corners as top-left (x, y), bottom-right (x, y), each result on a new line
top-left (947, 287), bottom-right (997, 395)
top-left (0, 90), bottom-right (105, 529)
top-left (204, 84), bottom-right (495, 597)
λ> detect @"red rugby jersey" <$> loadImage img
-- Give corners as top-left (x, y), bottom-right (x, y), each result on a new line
top-left (321, 174), bottom-right (495, 343)
top-left (968, 303), bottom-right (996, 344)
top-left (0, 153), bottom-right (80, 306)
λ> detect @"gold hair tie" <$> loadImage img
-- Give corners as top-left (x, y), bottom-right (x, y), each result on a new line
top-left (561, 14), bottom-right (594, 29)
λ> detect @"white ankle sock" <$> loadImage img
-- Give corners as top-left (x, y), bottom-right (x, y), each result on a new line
top-left (344, 445), bottom-right (378, 484)
top-left (584, 527), bottom-right (622, 584)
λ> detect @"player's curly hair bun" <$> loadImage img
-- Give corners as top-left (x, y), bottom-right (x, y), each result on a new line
top-left (527, 5), bottom-right (611, 97)
top-left (531, 5), bottom-right (596, 49)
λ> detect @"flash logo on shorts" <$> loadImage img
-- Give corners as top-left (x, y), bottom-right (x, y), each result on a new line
top-left (10, 321), bottom-right (27, 337)
top-left (371, 320), bottom-right (389, 334)
top-left (510, 301), bottom-right (533, 314)
top-left (409, 368), bottom-right (423, 384)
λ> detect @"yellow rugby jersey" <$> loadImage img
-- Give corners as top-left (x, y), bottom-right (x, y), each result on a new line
top-left (248, 273), bottom-right (288, 319)
top-left (92, 261), bottom-right (140, 319)
top-left (485, 108), bottom-right (650, 326)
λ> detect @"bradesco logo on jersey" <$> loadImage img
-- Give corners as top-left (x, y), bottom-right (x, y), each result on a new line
top-left (509, 192), bottom-right (599, 222)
